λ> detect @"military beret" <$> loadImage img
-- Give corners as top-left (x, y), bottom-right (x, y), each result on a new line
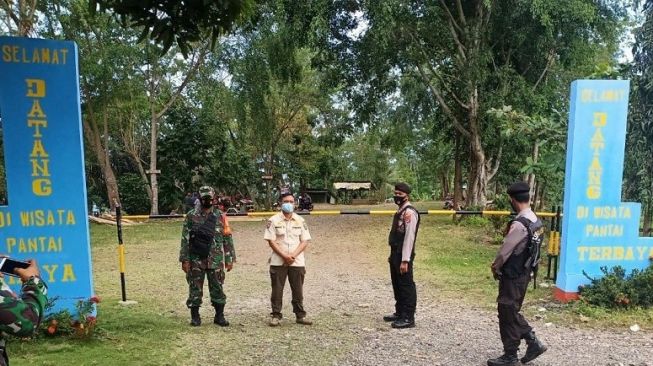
top-left (280, 192), bottom-right (294, 199)
top-left (395, 182), bottom-right (412, 194)
top-left (507, 181), bottom-right (530, 196)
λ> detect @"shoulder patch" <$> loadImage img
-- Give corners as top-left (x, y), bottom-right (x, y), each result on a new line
top-left (266, 220), bottom-right (272, 229)
top-left (404, 211), bottom-right (412, 223)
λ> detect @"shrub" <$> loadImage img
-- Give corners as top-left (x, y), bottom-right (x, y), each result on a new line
top-left (459, 215), bottom-right (492, 228)
top-left (117, 173), bottom-right (150, 214)
top-left (41, 295), bottom-right (101, 339)
top-left (579, 265), bottom-right (653, 308)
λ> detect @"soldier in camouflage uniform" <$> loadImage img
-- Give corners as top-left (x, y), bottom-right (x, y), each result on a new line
top-left (180, 186), bottom-right (236, 327)
top-left (0, 259), bottom-right (47, 366)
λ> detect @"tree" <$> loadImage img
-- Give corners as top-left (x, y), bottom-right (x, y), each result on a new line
top-left (488, 105), bottom-right (566, 206)
top-left (227, 4), bottom-right (327, 208)
top-left (0, 0), bottom-right (39, 36)
top-left (325, 0), bottom-right (627, 206)
top-left (42, 0), bottom-right (148, 212)
top-left (141, 43), bottom-right (206, 215)
top-left (91, 0), bottom-right (254, 56)
top-left (624, 0), bottom-right (653, 233)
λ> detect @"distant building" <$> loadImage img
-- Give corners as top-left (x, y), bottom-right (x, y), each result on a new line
top-left (333, 181), bottom-right (377, 204)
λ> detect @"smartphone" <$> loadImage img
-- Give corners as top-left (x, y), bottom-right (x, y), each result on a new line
top-left (0, 258), bottom-right (30, 276)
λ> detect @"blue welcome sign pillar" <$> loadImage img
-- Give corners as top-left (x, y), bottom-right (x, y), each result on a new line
top-left (0, 37), bottom-right (94, 313)
top-left (555, 79), bottom-right (653, 301)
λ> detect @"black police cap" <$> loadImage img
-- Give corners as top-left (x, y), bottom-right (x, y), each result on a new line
top-left (507, 181), bottom-right (530, 196)
top-left (395, 182), bottom-right (412, 194)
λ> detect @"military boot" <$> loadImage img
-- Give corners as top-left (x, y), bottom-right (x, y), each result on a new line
top-left (521, 331), bottom-right (547, 363)
top-left (213, 304), bottom-right (229, 327)
top-left (390, 315), bottom-right (415, 329)
top-left (487, 352), bottom-right (519, 366)
top-left (383, 313), bottom-right (400, 322)
top-left (190, 307), bottom-right (201, 326)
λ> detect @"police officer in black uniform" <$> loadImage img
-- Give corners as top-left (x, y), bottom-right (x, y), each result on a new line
top-left (383, 182), bottom-right (419, 329)
top-left (488, 182), bottom-right (547, 366)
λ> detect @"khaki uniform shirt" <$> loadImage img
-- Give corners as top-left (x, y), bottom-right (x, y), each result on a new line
top-left (264, 212), bottom-right (311, 267)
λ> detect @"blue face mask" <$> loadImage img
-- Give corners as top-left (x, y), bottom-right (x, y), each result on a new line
top-left (281, 202), bottom-right (294, 213)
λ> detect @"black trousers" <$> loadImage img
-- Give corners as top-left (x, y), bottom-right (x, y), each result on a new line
top-left (497, 274), bottom-right (532, 353)
top-left (389, 249), bottom-right (416, 320)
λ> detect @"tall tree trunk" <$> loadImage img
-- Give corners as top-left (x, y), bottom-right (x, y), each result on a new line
top-left (145, 47), bottom-right (205, 215)
top-left (101, 112), bottom-right (120, 213)
top-left (643, 204), bottom-right (652, 236)
top-left (124, 147), bottom-right (153, 200)
top-left (535, 180), bottom-right (547, 211)
top-left (526, 142), bottom-right (539, 197)
top-left (532, 179), bottom-right (540, 210)
top-left (454, 133), bottom-right (463, 209)
top-left (1, 0), bottom-right (38, 36)
top-left (645, 178), bottom-right (653, 236)
top-left (265, 150), bottom-right (276, 211)
top-left (466, 88), bottom-right (488, 207)
top-left (83, 106), bottom-right (120, 213)
top-left (148, 111), bottom-right (160, 215)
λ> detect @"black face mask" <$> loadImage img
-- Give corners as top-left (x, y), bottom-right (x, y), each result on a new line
top-left (393, 195), bottom-right (406, 206)
top-left (510, 200), bottom-right (519, 213)
top-left (201, 198), bottom-right (213, 208)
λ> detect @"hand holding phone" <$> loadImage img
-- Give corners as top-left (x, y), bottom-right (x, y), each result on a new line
top-left (0, 258), bottom-right (38, 282)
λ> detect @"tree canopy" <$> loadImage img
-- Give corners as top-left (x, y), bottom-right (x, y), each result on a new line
top-left (0, 0), bottom-right (650, 218)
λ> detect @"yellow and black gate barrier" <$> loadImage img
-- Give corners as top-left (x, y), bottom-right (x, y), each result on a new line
top-left (122, 207), bottom-right (565, 287)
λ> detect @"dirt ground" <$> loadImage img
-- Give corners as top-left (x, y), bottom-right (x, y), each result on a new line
top-left (111, 214), bottom-right (652, 366)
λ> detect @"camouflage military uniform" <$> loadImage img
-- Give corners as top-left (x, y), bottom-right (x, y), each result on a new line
top-left (179, 207), bottom-right (236, 308)
top-left (0, 276), bottom-right (47, 366)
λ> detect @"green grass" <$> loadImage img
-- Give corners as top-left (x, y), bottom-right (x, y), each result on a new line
top-left (12, 220), bottom-right (364, 366)
top-left (9, 215), bottom-right (653, 365)
top-left (415, 215), bottom-right (653, 329)
top-left (13, 302), bottom-right (186, 365)
top-left (12, 222), bottom-right (188, 366)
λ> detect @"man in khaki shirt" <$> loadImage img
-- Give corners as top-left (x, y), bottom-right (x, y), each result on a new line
top-left (263, 192), bottom-right (312, 326)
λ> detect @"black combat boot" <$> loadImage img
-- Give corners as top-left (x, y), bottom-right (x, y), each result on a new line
top-left (213, 304), bottom-right (229, 327)
top-left (190, 307), bottom-right (201, 326)
top-left (487, 352), bottom-right (519, 366)
top-left (390, 315), bottom-right (415, 329)
top-left (383, 313), bottom-right (400, 322)
top-left (521, 331), bottom-right (547, 363)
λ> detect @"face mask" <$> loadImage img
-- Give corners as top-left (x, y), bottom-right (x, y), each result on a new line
top-left (281, 202), bottom-right (294, 213)
top-left (201, 198), bottom-right (213, 208)
top-left (393, 195), bottom-right (406, 206)
top-left (510, 201), bottom-right (520, 213)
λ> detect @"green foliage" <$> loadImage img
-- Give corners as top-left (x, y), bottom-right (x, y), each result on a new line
top-left (9, 0), bottom-right (640, 214)
top-left (580, 265), bottom-right (653, 308)
top-left (91, 0), bottom-right (254, 56)
top-left (117, 173), bottom-right (150, 214)
top-left (41, 295), bottom-right (100, 339)
top-left (624, 0), bottom-right (653, 226)
top-left (459, 216), bottom-right (492, 229)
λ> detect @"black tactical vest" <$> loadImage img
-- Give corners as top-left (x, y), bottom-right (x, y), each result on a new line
top-left (388, 205), bottom-right (420, 252)
top-left (502, 216), bottom-right (544, 279)
top-left (189, 212), bottom-right (218, 258)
